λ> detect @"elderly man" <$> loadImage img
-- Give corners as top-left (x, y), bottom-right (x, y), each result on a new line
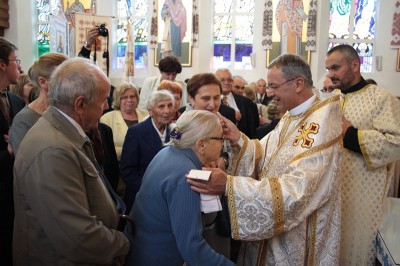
top-left (232, 75), bottom-right (246, 95)
top-left (326, 44), bottom-right (400, 265)
top-left (216, 68), bottom-right (259, 138)
top-left (13, 58), bottom-right (129, 265)
top-left (188, 54), bottom-right (343, 265)
top-left (255, 78), bottom-right (272, 106)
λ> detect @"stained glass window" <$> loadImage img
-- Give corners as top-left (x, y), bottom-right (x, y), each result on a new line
top-left (37, 0), bottom-right (59, 56)
top-left (116, 0), bottom-right (148, 69)
top-left (329, 0), bottom-right (376, 72)
top-left (213, 0), bottom-right (255, 70)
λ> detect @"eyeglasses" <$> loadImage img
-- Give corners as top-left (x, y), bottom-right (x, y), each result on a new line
top-left (9, 59), bottom-right (21, 65)
top-left (234, 85), bottom-right (245, 90)
top-left (267, 77), bottom-right (297, 90)
top-left (220, 78), bottom-right (233, 83)
top-left (121, 95), bottom-right (137, 100)
top-left (206, 136), bottom-right (225, 143)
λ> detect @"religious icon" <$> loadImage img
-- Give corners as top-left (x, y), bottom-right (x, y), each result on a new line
top-left (161, 0), bottom-right (187, 57)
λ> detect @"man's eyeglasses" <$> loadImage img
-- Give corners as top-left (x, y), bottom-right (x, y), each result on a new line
top-left (234, 85), bottom-right (245, 90)
top-left (267, 77), bottom-right (297, 90)
top-left (10, 59), bottom-right (21, 65)
top-left (220, 78), bottom-right (233, 83)
top-left (206, 136), bottom-right (225, 143)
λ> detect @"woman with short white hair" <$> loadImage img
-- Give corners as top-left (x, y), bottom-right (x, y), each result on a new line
top-left (120, 90), bottom-right (175, 212)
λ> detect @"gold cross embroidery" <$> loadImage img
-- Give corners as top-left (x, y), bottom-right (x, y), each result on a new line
top-left (293, 122), bottom-right (320, 148)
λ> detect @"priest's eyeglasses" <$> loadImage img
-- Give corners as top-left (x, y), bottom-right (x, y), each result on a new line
top-left (267, 77), bottom-right (297, 90)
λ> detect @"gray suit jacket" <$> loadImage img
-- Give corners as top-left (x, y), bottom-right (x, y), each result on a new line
top-left (13, 106), bottom-right (129, 265)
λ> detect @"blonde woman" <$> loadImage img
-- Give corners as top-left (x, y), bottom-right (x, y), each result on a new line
top-left (9, 52), bottom-right (68, 155)
top-left (100, 82), bottom-right (148, 161)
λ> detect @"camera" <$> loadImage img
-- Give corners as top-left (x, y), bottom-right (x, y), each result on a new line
top-left (98, 24), bottom-right (108, 37)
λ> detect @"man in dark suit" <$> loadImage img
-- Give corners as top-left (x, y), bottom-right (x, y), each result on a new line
top-left (256, 78), bottom-right (272, 106)
top-left (216, 68), bottom-right (259, 139)
top-left (0, 37), bottom-right (25, 265)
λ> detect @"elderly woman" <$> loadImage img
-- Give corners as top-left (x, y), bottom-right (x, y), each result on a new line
top-left (120, 90), bottom-right (175, 212)
top-left (124, 110), bottom-right (234, 266)
top-left (9, 52), bottom-right (68, 155)
top-left (157, 79), bottom-right (183, 121)
top-left (100, 82), bottom-right (148, 161)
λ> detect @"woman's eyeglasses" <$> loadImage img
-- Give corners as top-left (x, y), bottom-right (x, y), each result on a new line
top-left (206, 136), bottom-right (225, 143)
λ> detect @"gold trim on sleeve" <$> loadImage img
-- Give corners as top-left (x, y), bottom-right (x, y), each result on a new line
top-left (226, 175), bottom-right (239, 240)
top-left (268, 178), bottom-right (284, 236)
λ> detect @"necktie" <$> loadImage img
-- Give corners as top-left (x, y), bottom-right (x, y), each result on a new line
top-left (222, 96), bottom-right (229, 106)
top-left (87, 128), bottom-right (105, 165)
top-left (0, 91), bottom-right (11, 127)
top-left (85, 138), bottom-right (126, 216)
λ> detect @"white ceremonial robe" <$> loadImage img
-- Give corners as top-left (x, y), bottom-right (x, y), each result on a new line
top-left (226, 95), bottom-right (343, 266)
top-left (339, 85), bottom-right (400, 265)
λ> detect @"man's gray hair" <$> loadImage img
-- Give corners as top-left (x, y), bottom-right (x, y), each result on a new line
top-left (233, 75), bottom-right (247, 83)
top-left (147, 90), bottom-right (175, 110)
top-left (49, 57), bottom-right (105, 112)
top-left (171, 110), bottom-right (220, 150)
top-left (215, 68), bottom-right (232, 76)
top-left (268, 53), bottom-right (313, 88)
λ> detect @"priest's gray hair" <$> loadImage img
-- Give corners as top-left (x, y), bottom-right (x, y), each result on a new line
top-left (268, 53), bottom-right (313, 88)
top-left (171, 110), bottom-right (220, 149)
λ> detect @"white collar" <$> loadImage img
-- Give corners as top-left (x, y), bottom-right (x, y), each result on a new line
top-left (289, 94), bottom-right (316, 116)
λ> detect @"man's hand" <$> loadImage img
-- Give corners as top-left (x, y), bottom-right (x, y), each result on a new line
top-left (86, 26), bottom-right (100, 48)
top-left (3, 134), bottom-right (13, 156)
top-left (217, 113), bottom-right (241, 143)
top-left (342, 116), bottom-right (352, 137)
top-left (259, 116), bottom-right (270, 125)
top-left (235, 111), bottom-right (242, 121)
top-left (186, 167), bottom-right (227, 195)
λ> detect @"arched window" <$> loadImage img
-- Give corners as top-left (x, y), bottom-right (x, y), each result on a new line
top-left (329, 0), bottom-right (377, 73)
top-left (213, 0), bottom-right (255, 70)
top-left (116, 0), bottom-right (148, 69)
top-left (37, 0), bottom-right (59, 56)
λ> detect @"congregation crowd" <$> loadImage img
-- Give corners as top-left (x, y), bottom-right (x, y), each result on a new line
top-left (1, 26), bottom-right (400, 266)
